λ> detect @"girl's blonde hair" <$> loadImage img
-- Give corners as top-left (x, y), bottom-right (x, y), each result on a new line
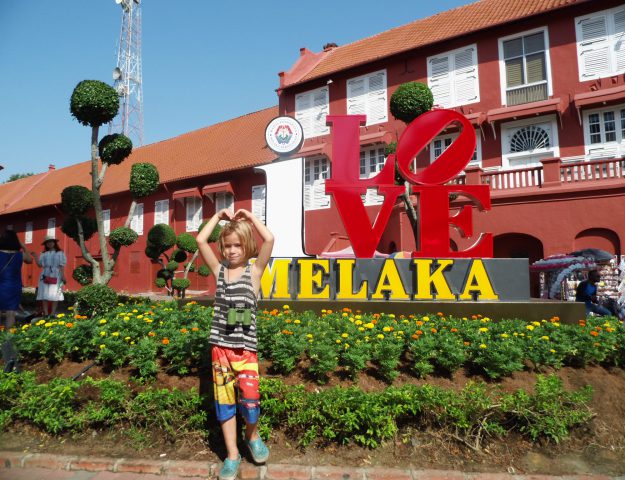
top-left (217, 220), bottom-right (258, 260)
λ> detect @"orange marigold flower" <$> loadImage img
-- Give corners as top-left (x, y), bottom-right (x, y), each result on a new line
top-left (180, 328), bottom-right (188, 333)
top-left (342, 307), bottom-right (351, 313)
top-left (471, 315), bottom-right (478, 319)
top-left (416, 321), bottom-right (424, 326)
top-left (590, 331), bottom-right (599, 337)
top-left (464, 341), bottom-right (471, 346)
top-left (578, 319), bottom-right (587, 326)
top-left (450, 328), bottom-right (458, 333)
top-left (148, 331), bottom-right (156, 337)
top-left (191, 327), bottom-right (199, 332)
top-left (437, 312), bottom-right (444, 316)
top-left (416, 330), bottom-right (423, 336)
top-left (430, 328), bottom-right (437, 333)
top-left (162, 338), bottom-right (170, 345)
top-left (411, 334), bottom-right (419, 339)
top-left (65, 322), bottom-right (74, 328)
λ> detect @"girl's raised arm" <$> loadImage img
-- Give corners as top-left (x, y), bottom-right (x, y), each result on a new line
top-left (233, 209), bottom-right (274, 275)
top-left (197, 209), bottom-right (232, 277)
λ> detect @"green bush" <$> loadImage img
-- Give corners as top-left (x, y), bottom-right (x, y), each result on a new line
top-left (176, 233), bottom-right (198, 253)
top-left (72, 264), bottom-right (93, 286)
top-left (157, 268), bottom-right (173, 280)
top-left (147, 224), bottom-right (176, 251)
top-left (154, 277), bottom-right (167, 288)
top-left (98, 134), bottom-right (133, 165)
top-left (61, 186), bottom-right (93, 216)
top-left (171, 249), bottom-right (188, 262)
top-left (145, 245), bottom-right (161, 260)
top-left (129, 163), bottom-right (159, 199)
top-left (390, 82), bottom-right (433, 124)
top-left (109, 227), bottom-right (138, 249)
top-left (171, 278), bottom-right (191, 291)
top-left (70, 80), bottom-right (119, 128)
top-left (61, 216), bottom-right (98, 243)
top-left (197, 264), bottom-right (211, 277)
top-left (75, 284), bottom-right (118, 316)
top-left (166, 261), bottom-right (179, 272)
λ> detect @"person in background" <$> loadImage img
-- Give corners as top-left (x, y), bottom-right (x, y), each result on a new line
top-left (36, 236), bottom-right (66, 317)
top-left (575, 270), bottom-right (611, 317)
top-left (0, 230), bottom-right (33, 372)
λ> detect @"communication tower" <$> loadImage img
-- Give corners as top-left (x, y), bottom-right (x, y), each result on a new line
top-left (109, 0), bottom-right (143, 146)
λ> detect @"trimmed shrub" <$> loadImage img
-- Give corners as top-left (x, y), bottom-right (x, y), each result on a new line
top-left (129, 163), bottom-right (159, 198)
top-left (61, 216), bottom-right (98, 243)
top-left (172, 278), bottom-right (191, 291)
top-left (171, 249), bottom-right (188, 263)
top-left (75, 284), bottom-right (118, 316)
top-left (109, 227), bottom-right (138, 249)
top-left (98, 134), bottom-right (133, 165)
top-left (197, 264), bottom-right (211, 277)
top-left (147, 224), bottom-right (176, 251)
top-left (145, 244), bottom-right (161, 260)
top-left (390, 82), bottom-right (433, 124)
top-left (185, 263), bottom-right (196, 273)
top-left (155, 277), bottom-right (167, 288)
top-left (156, 268), bottom-right (173, 280)
top-left (72, 264), bottom-right (93, 286)
top-left (166, 261), bottom-right (179, 272)
top-left (70, 80), bottom-right (119, 128)
top-left (176, 233), bottom-right (198, 253)
top-left (197, 221), bottom-right (221, 243)
top-left (61, 186), bottom-right (93, 216)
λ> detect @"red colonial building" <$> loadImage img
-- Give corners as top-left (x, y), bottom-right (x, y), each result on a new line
top-left (3, 0), bottom-right (625, 297)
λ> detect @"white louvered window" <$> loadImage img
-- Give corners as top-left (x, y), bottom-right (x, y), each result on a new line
top-left (576, 6), bottom-right (625, 80)
top-left (130, 203), bottom-right (144, 235)
top-left (304, 157), bottom-right (330, 210)
top-left (251, 185), bottom-right (266, 225)
top-left (501, 116), bottom-right (559, 169)
top-left (154, 199), bottom-right (169, 226)
top-left (500, 29), bottom-right (551, 106)
top-left (25, 221), bottom-right (33, 244)
top-left (346, 70), bottom-right (388, 125)
top-left (359, 146), bottom-right (387, 205)
top-left (47, 218), bottom-right (55, 237)
top-left (102, 209), bottom-right (111, 236)
top-left (582, 103), bottom-right (625, 159)
top-left (427, 45), bottom-right (479, 108)
top-left (295, 86), bottom-right (329, 139)
top-left (430, 131), bottom-right (481, 166)
top-left (185, 197), bottom-right (203, 232)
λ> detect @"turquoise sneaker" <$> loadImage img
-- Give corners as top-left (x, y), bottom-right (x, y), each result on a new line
top-left (219, 455), bottom-right (241, 480)
top-left (246, 437), bottom-right (269, 463)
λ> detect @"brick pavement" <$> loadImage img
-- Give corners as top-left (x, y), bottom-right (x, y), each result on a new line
top-left (0, 451), bottom-right (622, 480)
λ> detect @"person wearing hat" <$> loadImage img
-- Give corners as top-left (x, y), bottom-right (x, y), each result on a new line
top-left (36, 235), bottom-right (66, 316)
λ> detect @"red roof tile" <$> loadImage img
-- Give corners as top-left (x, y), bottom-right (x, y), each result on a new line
top-left (0, 106), bottom-right (278, 215)
top-left (281, 0), bottom-right (589, 88)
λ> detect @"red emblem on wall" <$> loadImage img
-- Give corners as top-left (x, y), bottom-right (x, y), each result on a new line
top-left (325, 110), bottom-right (492, 258)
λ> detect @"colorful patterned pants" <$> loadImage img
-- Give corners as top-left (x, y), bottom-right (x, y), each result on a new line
top-left (211, 345), bottom-right (260, 424)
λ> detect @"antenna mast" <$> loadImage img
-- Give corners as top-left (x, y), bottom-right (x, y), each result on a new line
top-left (109, 0), bottom-right (143, 146)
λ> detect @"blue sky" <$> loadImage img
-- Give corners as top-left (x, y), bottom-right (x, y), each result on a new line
top-left (0, 0), bottom-right (472, 180)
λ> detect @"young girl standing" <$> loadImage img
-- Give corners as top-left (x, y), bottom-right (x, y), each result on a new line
top-left (197, 208), bottom-right (274, 480)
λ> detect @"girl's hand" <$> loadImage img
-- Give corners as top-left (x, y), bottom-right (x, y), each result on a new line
top-left (233, 209), bottom-right (252, 222)
top-left (217, 209), bottom-right (233, 221)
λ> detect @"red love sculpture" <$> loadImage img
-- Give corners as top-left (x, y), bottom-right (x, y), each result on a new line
top-left (325, 110), bottom-right (492, 258)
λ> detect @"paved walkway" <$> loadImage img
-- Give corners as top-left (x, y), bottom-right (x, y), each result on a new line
top-left (0, 451), bottom-right (622, 480)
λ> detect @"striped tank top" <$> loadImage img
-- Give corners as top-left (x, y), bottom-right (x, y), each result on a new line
top-left (209, 263), bottom-right (258, 352)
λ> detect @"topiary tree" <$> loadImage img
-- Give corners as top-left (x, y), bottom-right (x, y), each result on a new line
top-left (389, 82), bottom-right (436, 244)
top-left (63, 79), bottom-right (160, 286)
top-left (145, 223), bottom-right (214, 298)
top-left (75, 283), bottom-right (118, 316)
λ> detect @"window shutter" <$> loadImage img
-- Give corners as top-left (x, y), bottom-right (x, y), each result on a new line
top-left (295, 92), bottom-right (312, 139)
top-left (154, 200), bottom-right (169, 226)
top-left (186, 197), bottom-right (202, 232)
top-left (578, 13), bottom-right (611, 78)
top-left (367, 71), bottom-right (388, 124)
top-left (251, 185), bottom-right (266, 224)
top-left (47, 218), bottom-right (56, 237)
top-left (429, 55), bottom-right (452, 107)
top-left (453, 47), bottom-right (479, 105)
top-left (613, 8), bottom-right (625, 71)
top-left (102, 209), bottom-right (111, 236)
top-left (312, 87), bottom-right (329, 137)
top-left (347, 78), bottom-right (366, 115)
top-left (131, 203), bottom-right (144, 235)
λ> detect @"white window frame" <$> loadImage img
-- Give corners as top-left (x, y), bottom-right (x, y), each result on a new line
top-left (346, 69), bottom-right (388, 126)
top-left (582, 102), bottom-right (625, 159)
top-left (102, 209), bottom-right (111, 236)
top-left (154, 199), bottom-right (169, 226)
top-left (427, 44), bottom-right (480, 108)
top-left (304, 156), bottom-right (331, 211)
top-left (130, 203), bottom-right (144, 235)
top-left (185, 197), bottom-right (203, 233)
top-left (359, 145), bottom-right (387, 206)
top-left (47, 218), bottom-right (55, 237)
top-left (429, 130), bottom-right (482, 167)
top-left (576, 6), bottom-right (625, 81)
top-left (25, 221), bottom-right (33, 244)
top-left (500, 115), bottom-right (559, 170)
top-left (295, 86), bottom-right (330, 139)
top-left (498, 27), bottom-right (553, 106)
top-left (251, 185), bottom-right (267, 225)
